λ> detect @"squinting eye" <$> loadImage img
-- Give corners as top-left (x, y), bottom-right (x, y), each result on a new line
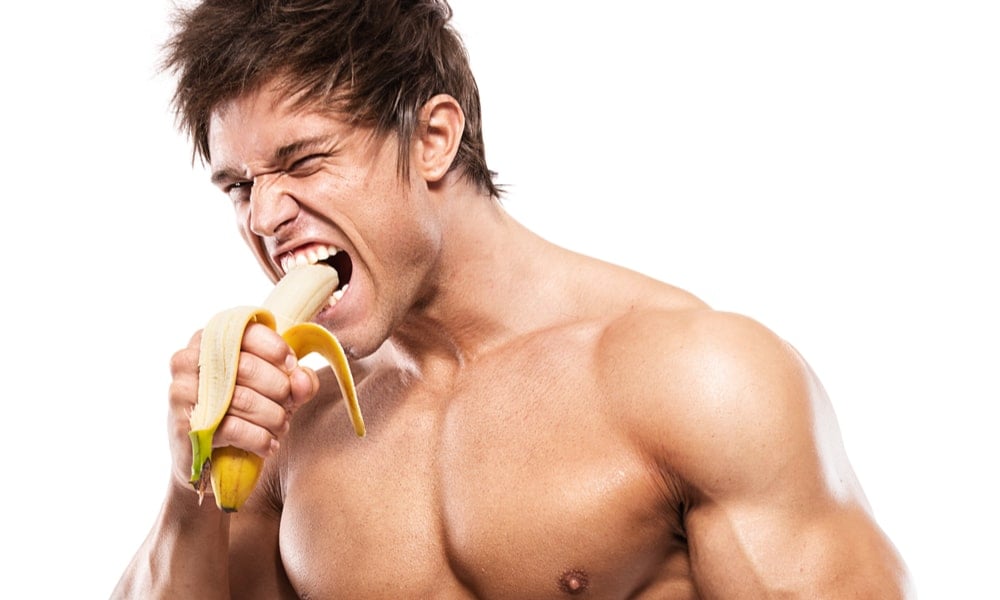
top-left (227, 180), bottom-right (253, 202)
top-left (289, 154), bottom-right (325, 174)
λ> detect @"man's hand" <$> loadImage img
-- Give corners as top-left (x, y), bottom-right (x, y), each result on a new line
top-left (167, 323), bottom-right (320, 496)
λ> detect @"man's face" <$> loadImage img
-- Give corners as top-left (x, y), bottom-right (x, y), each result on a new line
top-left (207, 82), bottom-right (444, 358)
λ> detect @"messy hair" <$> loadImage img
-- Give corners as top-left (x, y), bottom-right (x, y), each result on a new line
top-left (163, 0), bottom-right (499, 198)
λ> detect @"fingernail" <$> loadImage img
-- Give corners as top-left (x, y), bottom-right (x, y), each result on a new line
top-left (284, 352), bottom-right (297, 372)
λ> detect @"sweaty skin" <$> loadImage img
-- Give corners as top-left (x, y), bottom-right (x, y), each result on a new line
top-left (114, 82), bottom-right (912, 599)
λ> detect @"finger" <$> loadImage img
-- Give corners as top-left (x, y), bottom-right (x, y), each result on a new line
top-left (169, 343), bottom-right (200, 379)
top-left (240, 322), bottom-right (296, 372)
top-left (226, 383), bottom-right (291, 437)
top-left (186, 329), bottom-right (203, 348)
top-left (213, 414), bottom-right (280, 458)
top-left (168, 346), bottom-right (200, 438)
top-left (235, 350), bottom-right (294, 403)
top-left (287, 366), bottom-right (320, 414)
top-left (167, 349), bottom-right (199, 487)
top-left (167, 381), bottom-right (196, 463)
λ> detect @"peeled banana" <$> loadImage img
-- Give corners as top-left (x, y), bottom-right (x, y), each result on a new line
top-left (188, 263), bottom-right (365, 512)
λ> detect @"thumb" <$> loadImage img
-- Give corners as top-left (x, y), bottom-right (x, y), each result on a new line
top-left (287, 365), bottom-right (320, 414)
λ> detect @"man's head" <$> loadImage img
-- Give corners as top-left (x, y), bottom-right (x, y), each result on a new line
top-left (163, 0), bottom-right (498, 198)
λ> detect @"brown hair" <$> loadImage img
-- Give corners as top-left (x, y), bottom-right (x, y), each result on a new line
top-left (163, 0), bottom-right (499, 198)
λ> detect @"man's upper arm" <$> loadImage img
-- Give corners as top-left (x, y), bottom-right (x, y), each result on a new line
top-left (227, 466), bottom-right (298, 599)
top-left (611, 309), bottom-right (913, 598)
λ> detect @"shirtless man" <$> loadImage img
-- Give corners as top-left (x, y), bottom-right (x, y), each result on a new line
top-left (114, 1), bottom-right (912, 597)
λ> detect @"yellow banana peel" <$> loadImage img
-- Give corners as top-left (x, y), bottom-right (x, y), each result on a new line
top-left (188, 263), bottom-right (364, 512)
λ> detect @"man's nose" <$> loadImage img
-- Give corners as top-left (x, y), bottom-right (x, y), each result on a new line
top-left (249, 173), bottom-right (298, 237)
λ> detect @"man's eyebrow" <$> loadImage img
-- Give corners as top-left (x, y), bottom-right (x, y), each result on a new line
top-left (274, 134), bottom-right (338, 162)
top-left (210, 134), bottom-right (340, 186)
top-left (210, 166), bottom-right (244, 186)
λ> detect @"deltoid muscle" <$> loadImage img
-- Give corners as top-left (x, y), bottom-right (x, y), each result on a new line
top-left (188, 263), bottom-right (365, 512)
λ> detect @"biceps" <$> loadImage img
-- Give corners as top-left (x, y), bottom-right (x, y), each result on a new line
top-left (685, 498), bottom-right (910, 599)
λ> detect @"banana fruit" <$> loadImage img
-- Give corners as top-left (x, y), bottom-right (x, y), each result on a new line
top-left (188, 263), bottom-right (365, 512)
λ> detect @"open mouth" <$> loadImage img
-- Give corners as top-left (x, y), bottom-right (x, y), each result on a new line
top-left (324, 248), bottom-right (352, 293)
top-left (280, 243), bottom-right (353, 298)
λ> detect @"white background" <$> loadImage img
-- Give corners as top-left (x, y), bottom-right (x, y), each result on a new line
top-left (1, 1), bottom-right (996, 597)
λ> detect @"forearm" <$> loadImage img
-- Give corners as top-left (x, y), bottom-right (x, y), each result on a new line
top-left (112, 484), bottom-right (232, 599)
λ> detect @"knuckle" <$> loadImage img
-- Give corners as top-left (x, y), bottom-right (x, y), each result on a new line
top-left (168, 375), bottom-right (199, 419)
top-left (229, 384), bottom-right (258, 415)
top-left (168, 410), bottom-right (191, 440)
top-left (168, 378), bottom-right (190, 407)
top-left (273, 375), bottom-right (293, 402)
top-left (218, 416), bottom-right (272, 456)
top-left (232, 386), bottom-right (289, 436)
top-left (237, 351), bottom-right (263, 382)
top-left (245, 323), bottom-right (291, 362)
top-left (169, 346), bottom-right (198, 377)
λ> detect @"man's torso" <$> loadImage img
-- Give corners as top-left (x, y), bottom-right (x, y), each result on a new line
top-left (268, 303), bottom-right (707, 599)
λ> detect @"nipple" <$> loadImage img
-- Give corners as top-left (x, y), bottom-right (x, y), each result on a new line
top-left (558, 569), bottom-right (590, 595)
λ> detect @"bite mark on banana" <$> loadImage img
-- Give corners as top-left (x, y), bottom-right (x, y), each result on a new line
top-left (188, 263), bottom-right (365, 512)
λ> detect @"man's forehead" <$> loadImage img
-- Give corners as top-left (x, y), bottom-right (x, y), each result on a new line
top-left (211, 81), bottom-right (341, 132)
top-left (208, 86), bottom-right (350, 157)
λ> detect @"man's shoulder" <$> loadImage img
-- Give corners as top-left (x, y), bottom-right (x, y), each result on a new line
top-left (597, 302), bottom-right (793, 372)
top-left (578, 267), bottom-right (802, 399)
top-left (594, 303), bottom-right (824, 474)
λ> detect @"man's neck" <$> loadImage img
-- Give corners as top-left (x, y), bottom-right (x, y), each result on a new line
top-left (388, 190), bottom-right (583, 372)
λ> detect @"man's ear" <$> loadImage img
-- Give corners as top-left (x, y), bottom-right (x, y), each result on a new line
top-left (414, 94), bottom-right (465, 183)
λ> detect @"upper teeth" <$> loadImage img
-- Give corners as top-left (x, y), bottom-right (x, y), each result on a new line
top-left (280, 244), bottom-right (340, 275)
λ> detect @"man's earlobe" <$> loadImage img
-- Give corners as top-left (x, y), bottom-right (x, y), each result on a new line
top-left (416, 94), bottom-right (465, 183)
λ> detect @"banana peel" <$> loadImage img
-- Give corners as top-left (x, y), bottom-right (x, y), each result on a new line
top-left (188, 264), bottom-right (364, 512)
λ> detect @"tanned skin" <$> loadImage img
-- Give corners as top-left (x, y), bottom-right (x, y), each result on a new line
top-left (114, 81), bottom-right (913, 598)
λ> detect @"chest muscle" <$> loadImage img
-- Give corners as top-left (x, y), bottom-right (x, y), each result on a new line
top-left (278, 345), bottom-right (687, 598)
